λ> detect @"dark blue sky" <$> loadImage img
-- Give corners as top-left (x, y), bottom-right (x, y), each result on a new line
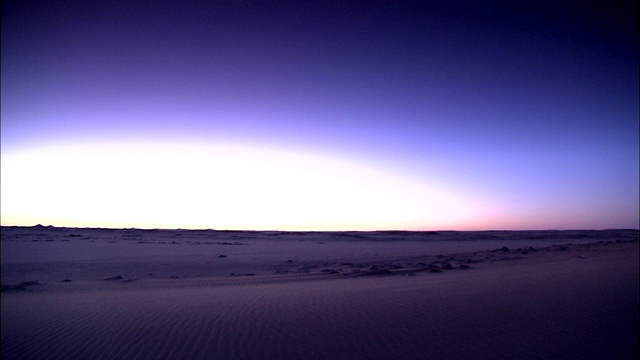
top-left (2, 1), bottom-right (638, 230)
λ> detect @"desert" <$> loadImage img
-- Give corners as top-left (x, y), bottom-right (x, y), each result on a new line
top-left (3, 1), bottom-right (638, 359)
top-left (1, 226), bottom-right (637, 359)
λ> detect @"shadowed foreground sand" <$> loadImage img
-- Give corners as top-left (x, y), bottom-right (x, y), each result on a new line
top-left (1, 228), bottom-right (638, 359)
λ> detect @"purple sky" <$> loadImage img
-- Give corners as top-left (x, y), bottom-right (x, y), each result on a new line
top-left (1, 1), bottom-right (638, 230)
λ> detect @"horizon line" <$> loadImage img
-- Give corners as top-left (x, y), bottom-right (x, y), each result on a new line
top-left (1, 224), bottom-right (638, 233)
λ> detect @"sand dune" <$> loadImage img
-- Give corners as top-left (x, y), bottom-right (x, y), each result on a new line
top-left (1, 227), bottom-right (638, 359)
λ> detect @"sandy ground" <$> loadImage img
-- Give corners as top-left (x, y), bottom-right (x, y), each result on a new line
top-left (1, 227), bottom-right (638, 359)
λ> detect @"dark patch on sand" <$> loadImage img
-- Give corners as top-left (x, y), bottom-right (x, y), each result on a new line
top-left (1, 281), bottom-right (42, 292)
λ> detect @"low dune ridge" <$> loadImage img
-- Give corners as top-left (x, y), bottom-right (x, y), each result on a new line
top-left (1, 227), bottom-right (638, 359)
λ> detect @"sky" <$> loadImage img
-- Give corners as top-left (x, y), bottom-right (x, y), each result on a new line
top-left (1, 0), bottom-right (638, 231)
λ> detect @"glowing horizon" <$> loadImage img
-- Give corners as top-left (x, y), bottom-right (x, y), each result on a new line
top-left (1, 138), bottom-right (637, 232)
top-left (1, 139), bottom-right (484, 231)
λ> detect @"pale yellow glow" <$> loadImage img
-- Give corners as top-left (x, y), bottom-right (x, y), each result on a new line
top-left (1, 141), bottom-right (480, 230)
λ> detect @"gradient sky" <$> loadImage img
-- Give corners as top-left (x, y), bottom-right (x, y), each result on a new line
top-left (2, 0), bottom-right (638, 230)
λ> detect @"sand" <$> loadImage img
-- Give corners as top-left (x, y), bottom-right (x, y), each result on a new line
top-left (1, 227), bottom-right (638, 359)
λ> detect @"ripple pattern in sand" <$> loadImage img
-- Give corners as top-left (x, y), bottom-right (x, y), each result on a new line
top-left (2, 252), bottom-right (638, 360)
